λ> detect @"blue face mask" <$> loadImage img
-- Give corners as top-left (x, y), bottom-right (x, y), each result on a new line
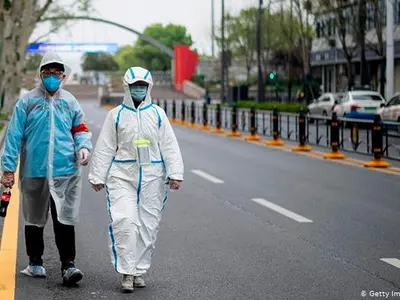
top-left (42, 75), bottom-right (61, 92)
top-left (130, 86), bottom-right (148, 101)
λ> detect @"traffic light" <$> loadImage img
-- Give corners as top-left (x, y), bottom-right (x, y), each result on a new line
top-left (269, 72), bottom-right (276, 80)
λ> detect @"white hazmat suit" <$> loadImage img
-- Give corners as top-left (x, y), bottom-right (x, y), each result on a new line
top-left (88, 67), bottom-right (184, 275)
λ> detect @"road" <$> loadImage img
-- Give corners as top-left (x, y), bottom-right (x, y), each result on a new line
top-left (1, 99), bottom-right (400, 299)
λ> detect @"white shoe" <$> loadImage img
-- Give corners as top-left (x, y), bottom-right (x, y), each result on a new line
top-left (134, 276), bottom-right (146, 288)
top-left (121, 275), bottom-right (134, 293)
top-left (20, 265), bottom-right (46, 278)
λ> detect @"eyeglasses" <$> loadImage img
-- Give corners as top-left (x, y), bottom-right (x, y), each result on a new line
top-left (40, 70), bottom-right (64, 77)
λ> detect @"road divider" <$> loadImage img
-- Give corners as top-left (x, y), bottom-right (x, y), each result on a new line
top-left (188, 102), bottom-right (197, 128)
top-left (226, 105), bottom-right (241, 137)
top-left (252, 198), bottom-right (313, 223)
top-left (244, 106), bottom-right (261, 141)
top-left (170, 99), bottom-right (177, 124)
top-left (199, 102), bottom-right (210, 131)
top-left (292, 109), bottom-right (312, 152)
top-left (364, 115), bottom-right (391, 168)
top-left (191, 169), bottom-right (224, 184)
top-left (101, 101), bottom-right (400, 176)
top-left (180, 100), bottom-right (187, 126)
top-left (266, 107), bottom-right (285, 146)
top-left (212, 104), bottom-right (224, 134)
top-left (324, 112), bottom-right (346, 160)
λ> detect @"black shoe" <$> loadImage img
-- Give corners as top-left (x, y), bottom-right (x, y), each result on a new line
top-left (61, 261), bottom-right (84, 286)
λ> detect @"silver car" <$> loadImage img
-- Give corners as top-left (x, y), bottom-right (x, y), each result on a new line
top-left (308, 93), bottom-right (344, 117)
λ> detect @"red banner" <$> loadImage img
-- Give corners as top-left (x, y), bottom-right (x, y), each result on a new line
top-left (174, 45), bottom-right (198, 91)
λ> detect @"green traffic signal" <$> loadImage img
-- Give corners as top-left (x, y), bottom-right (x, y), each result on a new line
top-left (269, 72), bottom-right (275, 80)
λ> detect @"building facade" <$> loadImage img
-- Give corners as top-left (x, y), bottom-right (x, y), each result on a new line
top-left (311, 0), bottom-right (400, 97)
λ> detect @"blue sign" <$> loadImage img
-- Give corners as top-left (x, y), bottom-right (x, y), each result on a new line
top-left (27, 43), bottom-right (119, 53)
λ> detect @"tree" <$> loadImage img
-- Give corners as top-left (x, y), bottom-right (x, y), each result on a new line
top-left (226, 9), bottom-right (257, 82)
top-left (314, 0), bottom-right (358, 90)
top-left (81, 53), bottom-right (119, 72)
top-left (114, 45), bottom-right (142, 71)
top-left (132, 23), bottom-right (193, 70)
top-left (25, 53), bottom-right (43, 72)
top-left (0, 0), bottom-right (94, 114)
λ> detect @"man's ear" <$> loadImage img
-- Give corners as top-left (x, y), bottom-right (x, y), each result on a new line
top-left (61, 74), bottom-right (66, 81)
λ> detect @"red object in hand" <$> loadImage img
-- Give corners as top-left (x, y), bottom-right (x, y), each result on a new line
top-left (0, 188), bottom-right (11, 217)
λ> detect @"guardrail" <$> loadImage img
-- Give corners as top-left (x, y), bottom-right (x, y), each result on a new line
top-left (152, 99), bottom-right (400, 162)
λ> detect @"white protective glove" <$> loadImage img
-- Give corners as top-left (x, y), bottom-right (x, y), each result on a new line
top-left (79, 148), bottom-right (90, 166)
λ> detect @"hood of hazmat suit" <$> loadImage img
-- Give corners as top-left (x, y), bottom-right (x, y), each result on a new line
top-left (1, 51), bottom-right (93, 226)
top-left (88, 67), bottom-right (184, 275)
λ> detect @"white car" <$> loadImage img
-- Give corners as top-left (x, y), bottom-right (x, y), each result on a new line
top-left (333, 90), bottom-right (386, 120)
top-left (378, 93), bottom-right (400, 123)
top-left (308, 93), bottom-right (344, 117)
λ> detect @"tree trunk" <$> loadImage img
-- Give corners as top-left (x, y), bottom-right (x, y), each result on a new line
top-left (0, 0), bottom-right (36, 114)
top-left (246, 66), bottom-right (251, 84)
top-left (380, 58), bottom-right (386, 97)
top-left (346, 59), bottom-right (354, 91)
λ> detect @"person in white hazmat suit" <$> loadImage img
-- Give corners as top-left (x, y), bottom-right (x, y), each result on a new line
top-left (1, 51), bottom-right (92, 286)
top-left (88, 67), bottom-right (184, 293)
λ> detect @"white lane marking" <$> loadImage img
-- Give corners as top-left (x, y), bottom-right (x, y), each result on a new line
top-left (191, 169), bottom-right (224, 184)
top-left (251, 198), bottom-right (313, 223)
top-left (380, 258), bottom-right (400, 269)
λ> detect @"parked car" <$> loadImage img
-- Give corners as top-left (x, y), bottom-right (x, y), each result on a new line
top-left (378, 93), bottom-right (400, 122)
top-left (333, 90), bottom-right (386, 120)
top-left (378, 93), bottom-right (400, 132)
top-left (308, 92), bottom-right (344, 117)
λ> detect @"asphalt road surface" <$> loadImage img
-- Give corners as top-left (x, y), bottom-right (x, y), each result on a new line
top-left (1, 100), bottom-right (400, 300)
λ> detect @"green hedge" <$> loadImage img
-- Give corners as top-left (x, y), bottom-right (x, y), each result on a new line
top-left (232, 101), bottom-right (307, 113)
top-left (0, 112), bottom-right (8, 120)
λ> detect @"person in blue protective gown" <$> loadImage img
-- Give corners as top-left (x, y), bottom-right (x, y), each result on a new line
top-left (88, 67), bottom-right (184, 293)
top-left (1, 51), bottom-right (92, 286)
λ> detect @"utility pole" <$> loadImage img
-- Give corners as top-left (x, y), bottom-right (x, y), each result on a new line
top-left (211, 0), bottom-right (215, 57)
top-left (305, 0), bottom-right (314, 104)
top-left (386, 0), bottom-right (394, 98)
top-left (220, 0), bottom-right (225, 103)
top-left (256, 0), bottom-right (265, 102)
top-left (288, 0), bottom-right (293, 103)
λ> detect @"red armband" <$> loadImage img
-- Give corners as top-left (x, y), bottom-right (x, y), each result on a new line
top-left (71, 123), bottom-right (89, 136)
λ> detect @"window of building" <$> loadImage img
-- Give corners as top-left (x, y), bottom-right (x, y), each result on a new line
top-left (316, 22), bottom-right (321, 38)
top-left (327, 19), bottom-right (332, 36)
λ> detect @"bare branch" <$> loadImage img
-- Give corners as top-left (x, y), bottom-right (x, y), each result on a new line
top-left (28, 25), bottom-right (61, 46)
top-left (36, 0), bottom-right (53, 22)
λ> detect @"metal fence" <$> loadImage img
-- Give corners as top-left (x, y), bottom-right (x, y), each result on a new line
top-left (152, 99), bottom-right (400, 161)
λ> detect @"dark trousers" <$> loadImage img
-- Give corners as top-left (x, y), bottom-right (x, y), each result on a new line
top-left (25, 198), bottom-right (76, 270)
